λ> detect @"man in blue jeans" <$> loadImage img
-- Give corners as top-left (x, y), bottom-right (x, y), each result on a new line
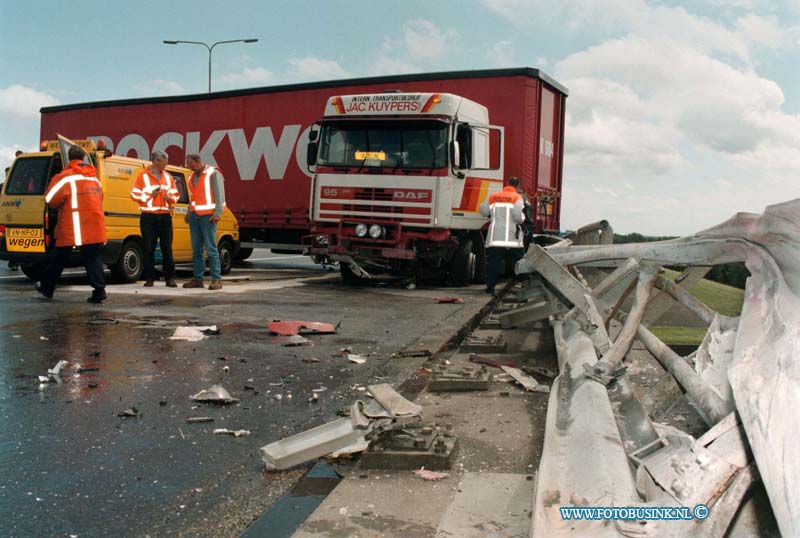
top-left (183, 153), bottom-right (226, 290)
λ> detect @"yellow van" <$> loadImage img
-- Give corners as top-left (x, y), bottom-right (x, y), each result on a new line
top-left (0, 137), bottom-right (239, 283)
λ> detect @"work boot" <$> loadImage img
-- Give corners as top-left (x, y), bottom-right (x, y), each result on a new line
top-left (143, 280), bottom-right (154, 287)
top-left (87, 290), bottom-right (107, 304)
top-left (208, 280), bottom-right (223, 291)
top-left (35, 281), bottom-right (53, 299)
top-left (183, 279), bottom-right (204, 289)
top-left (165, 278), bottom-right (177, 288)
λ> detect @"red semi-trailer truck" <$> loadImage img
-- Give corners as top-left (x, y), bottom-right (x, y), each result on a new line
top-left (39, 68), bottom-right (567, 276)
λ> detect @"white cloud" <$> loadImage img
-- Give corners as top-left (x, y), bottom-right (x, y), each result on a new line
top-left (217, 67), bottom-right (273, 88)
top-left (134, 79), bottom-right (186, 96)
top-left (735, 14), bottom-right (787, 49)
top-left (403, 19), bottom-right (459, 61)
top-left (0, 85), bottom-right (59, 120)
top-left (286, 57), bottom-right (348, 82)
top-left (485, 40), bottom-right (516, 67)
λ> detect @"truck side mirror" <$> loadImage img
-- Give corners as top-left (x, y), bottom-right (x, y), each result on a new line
top-left (449, 141), bottom-right (465, 179)
top-left (309, 129), bottom-right (318, 142)
top-left (306, 141), bottom-right (318, 167)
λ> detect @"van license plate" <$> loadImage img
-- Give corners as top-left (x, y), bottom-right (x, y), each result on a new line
top-left (6, 227), bottom-right (46, 253)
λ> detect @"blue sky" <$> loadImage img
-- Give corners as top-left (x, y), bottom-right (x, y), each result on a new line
top-left (1, 0), bottom-right (799, 234)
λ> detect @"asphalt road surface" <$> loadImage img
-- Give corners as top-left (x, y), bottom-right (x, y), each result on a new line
top-left (0, 250), bottom-right (485, 537)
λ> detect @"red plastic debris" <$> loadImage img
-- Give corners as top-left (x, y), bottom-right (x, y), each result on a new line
top-left (435, 297), bottom-right (464, 304)
top-left (268, 320), bottom-right (338, 336)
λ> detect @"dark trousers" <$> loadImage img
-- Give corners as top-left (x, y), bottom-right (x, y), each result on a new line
top-left (140, 213), bottom-right (175, 281)
top-left (485, 247), bottom-right (524, 291)
top-left (40, 243), bottom-right (105, 298)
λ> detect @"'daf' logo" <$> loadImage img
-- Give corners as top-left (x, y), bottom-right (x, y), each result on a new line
top-left (1, 199), bottom-right (22, 209)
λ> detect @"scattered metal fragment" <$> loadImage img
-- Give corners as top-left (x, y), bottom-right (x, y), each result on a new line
top-left (413, 469), bottom-right (449, 481)
top-left (76, 366), bottom-right (99, 373)
top-left (302, 357), bottom-right (320, 363)
top-left (186, 417), bottom-right (214, 423)
top-left (86, 318), bottom-right (118, 325)
top-left (367, 384), bottom-right (423, 417)
top-left (460, 333), bottom-right (507, 353)
top-left (190, 385), bottom-right (239, 404)
top-left (468, 353), bottom-right (514, 369)
top-left (170, 326), bottom-right (218, 342)
top-left (435, 297), bottom-right (464, 304)
top-left (268, 320), bottom-right (338, 336)
top-left (39, 360), bottom-right (70, 383)
top-left (348, 354), bottom-right (367, 364)
top-left (118, 407), bottom-right (141, 418)
top-left (500, 366), bottom-right (551, 393)
top-left (213, 429), bottom-right (251, 437)
top-left (428, 366), bottom-right (491, 392)
top-left (396, 349), bottom-right (433, 358)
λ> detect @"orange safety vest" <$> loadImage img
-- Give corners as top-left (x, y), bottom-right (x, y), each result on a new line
top-left (45, 160), bottom-right (107, 247)
top-left (130, 168), bottom-right (179, 214)
top-left (188, 166), bottom-right (222, 216)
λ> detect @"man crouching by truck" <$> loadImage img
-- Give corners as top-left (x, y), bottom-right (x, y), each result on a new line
top-left (480, 176), bottom-right (526, 296)
top-left (183, 153), bottom-right (225, 290)
top-left (35, 145), bottom-right (107, 304)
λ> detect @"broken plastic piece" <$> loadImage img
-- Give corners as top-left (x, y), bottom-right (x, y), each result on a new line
top-left (348, 354), bottom-right (367, 364)
top-left (48, 360), bottom-right (69, 377)
top-left (413, 469), bottom-right (449, 480)
top-left (367, 384), bottom-right (423, 417)
top-left (268, 320), bottom-right (338, 336)
top-left (170, 326), bottom-right (218, 342)
top-left (330, 436), bottom-right (369, 458)
top-left (213, 428), bottom-right (251, 437)
top-left (435, 297), bottom-right (464, 304)
top-left (118, 407), bottom-right (141, 418)
top-left (190, 385), bottom-right (239, 404)
top-left (282, 335), bottom-right (311, 346)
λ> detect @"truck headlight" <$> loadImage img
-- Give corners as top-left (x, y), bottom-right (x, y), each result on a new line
top-left (355, 223), bottom-right (368, 237)
top-left (368, 224), bottom-right (384, 239)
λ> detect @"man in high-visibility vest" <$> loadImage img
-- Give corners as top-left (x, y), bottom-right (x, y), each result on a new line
top-left (130, 150), bottom-right (180, 287)
top-left (183, 153), bottom-right (226, 290)
top-left (36, 145), bottom-right (107, 303)
top-left (479, 176), bottom-right (526, 296)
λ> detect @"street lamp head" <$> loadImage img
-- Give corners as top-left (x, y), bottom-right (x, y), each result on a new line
top-left (243, 39), bottom-right (258, 43)
top-left (163, 40), bottom-right (178, 45)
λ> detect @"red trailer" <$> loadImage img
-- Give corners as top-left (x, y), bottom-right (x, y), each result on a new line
top-left (39, 68), bottom-right (567, 269)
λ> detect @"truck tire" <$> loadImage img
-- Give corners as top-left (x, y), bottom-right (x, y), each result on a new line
top-left (471, 232), bottom-right (486, 284)
top-left (449, 237), bottom-right (476, 287)
top-left (218, 239), bottom-right (233, 275)
top-left (340, 263), bottom-right (364, 285)
top-left (21, 262), bottom-right (47, 282)
top-left (110, 240), bottom-right (143, 283)
top-left (234, 246), bottom-right (253, 261)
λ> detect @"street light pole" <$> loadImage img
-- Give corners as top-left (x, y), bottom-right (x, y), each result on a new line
top-left (163, 38), bottom-right (258, 93)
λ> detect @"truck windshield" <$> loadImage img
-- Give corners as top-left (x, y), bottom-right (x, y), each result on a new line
top-left (4, 157), bottom-right (54, 195)
top-left (318, 120), bottom-right (448, 169)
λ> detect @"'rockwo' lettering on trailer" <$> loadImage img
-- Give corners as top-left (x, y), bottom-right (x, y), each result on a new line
top-left (88, 124), bottom-right (313, 181)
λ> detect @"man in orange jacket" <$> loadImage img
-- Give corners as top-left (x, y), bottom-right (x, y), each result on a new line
top-left (36, 145), bottom-right (107, 303)
top-left (130, 150), bottom-right (180, 287)
top-left (479, 176), bottom-right (526, 295)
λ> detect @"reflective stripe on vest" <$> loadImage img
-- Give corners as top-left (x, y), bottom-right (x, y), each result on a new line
top-left (136, 171), bottom-right (173, 213)
top-left (191, 166), bottom-right (217, 214)
top-left (45, 173), bottom-right (102, 247)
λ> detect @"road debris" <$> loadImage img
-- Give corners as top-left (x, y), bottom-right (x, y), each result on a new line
top-left (435, 297), bottom-right (464, 304)
top-left (413, 469), bottom-right (449, 481)
top-left (39, 360), bottom-right (70, 383)
top-left (117, 407), bottom-right (142, 418)
top-left (190, 385), bottom-right (239, 404)
top-left (170, 325), bottom-right (219, 342)
top-left (282, 335), bottom-right (311, 346)
top-left (268, 320), bottom-right (338, 336)
top-left (500, 365), bottom-right (550, 393)
top-left (186, 417), bottom-right (214, 423)
top-left (395, 349), bottom-right (433, 358)
top-left (76, 366), bottom-right (100, 373)
top-left (348, 354), bottom-right (367, 364)
top-left (213, 428), bottom-right (251, 437)
top-left (302, 357), bottom-right (321, 363)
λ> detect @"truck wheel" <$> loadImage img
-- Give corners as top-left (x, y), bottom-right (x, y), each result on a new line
top-left (110, 240), bottom-right (143, 283)
top-left (340, 263), bottom-right (364, 285)
top-left (449, 237), bottom-right (475, 287)
top-left (234, 247), bottom-right (253, 261)
top-left (218, 239), bottom-right (233, 275)
top-left (471, 232), bottom-right (486, 284)
top-left (21, 262), bottom-right (47, 282)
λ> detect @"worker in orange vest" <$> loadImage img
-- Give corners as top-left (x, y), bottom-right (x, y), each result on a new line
top-left (130, 150), bottom-right (180, 287)
top-left (183, 153), bottom-right (226, 290)
top-left (36, 145), bottom-right (107, 303)
top-left (479, 176), bottom-right (526, 295)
